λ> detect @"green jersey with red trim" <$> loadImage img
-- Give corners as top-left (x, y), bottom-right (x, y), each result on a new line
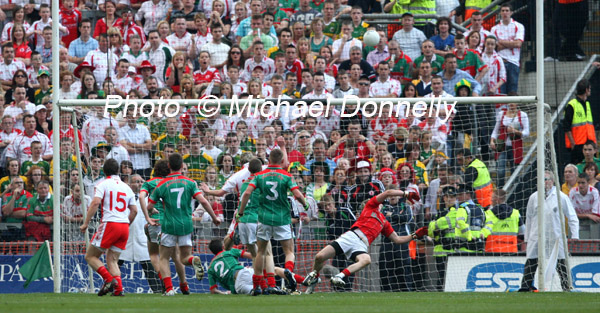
top-left (149, 172), bottom-right (201, 235)
top-left (249, 165), bottom-right (298, 226)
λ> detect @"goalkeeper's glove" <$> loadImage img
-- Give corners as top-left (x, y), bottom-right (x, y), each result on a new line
top-left (411, 226), bottom-right (428, 240)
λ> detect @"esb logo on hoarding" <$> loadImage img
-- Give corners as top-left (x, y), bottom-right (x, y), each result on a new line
top-left (465, 262), bottom-right (523, 292)
top-left (571, 262), bottom-right (600, 291)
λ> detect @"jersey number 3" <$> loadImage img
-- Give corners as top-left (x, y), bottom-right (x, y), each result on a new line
top-left (266, 181), bottom-right (278, 201)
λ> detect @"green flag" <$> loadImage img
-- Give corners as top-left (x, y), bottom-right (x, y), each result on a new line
top-left (19, 241), bottom-right (53, 288)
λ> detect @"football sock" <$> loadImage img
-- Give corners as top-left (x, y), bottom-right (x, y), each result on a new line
top-left (285, 261), bottom-right (295, 272)
top-left (252, 275), bottom-right (262, 289)
top-left (187, 256), bottom-right (195, 266)
top-left (163, 276), bottom-right (173, 292)
top-left (113, 276), bottom-right (123, 293)
top-left (180, 282), bottom-right (189, 293)
top-left (266, 273), bottom-right (276, 287)
top-left (341, 269), bottom-right (351, 278)
top-left (158, 272), bottom-right (162, 280)
top-left (294, 274), bottom-right (305, 282)
top-left (97, 266), bottom-right (113, 282)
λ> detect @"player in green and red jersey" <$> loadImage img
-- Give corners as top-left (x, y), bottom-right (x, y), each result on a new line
top-left (206, 238), bottom-right (306, 295)
top-left (147, 153), bottom-right (221, 296)
top-left (140, 160), bottom-right (189, 294)
top-left (237, 149), bottom-right (307, 295)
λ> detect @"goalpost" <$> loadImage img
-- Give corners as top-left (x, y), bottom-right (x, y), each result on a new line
top-left (49, 0), bottom-right (566, 294)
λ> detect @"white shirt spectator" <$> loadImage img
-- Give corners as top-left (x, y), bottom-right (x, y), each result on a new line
top-left (5, 131), bottom-right (53, 164)
top-left (201, 42), bottom-right (231, 67)
top-left (147, 43), bottom-right (176, 83)
top-left (491, 18), bottom-right (525, 66)
top-left (166, 32), bottom-right (194, 56)
top-left (118, 123), bottom-right (152, 170)
top-left (465, 28), bottom-right (492, 52)
top-left (84, 49), bottom-right (118, 87)
top-left (105, 143), bottom-right (130, 166)
top-left (0, 59), bottom-right (26, 81)
top-left (114, 75), bottom-right (135, 95)
top-left (332, 38), bottom-right (362, 62)
top-left (370, 77), bottom-right (402, 97)
top-left (569, 186), bottom-right (600, 215)
top-left (392, 28), bottom-right (427, 61)
top-left (481, 51), bottom-right (507, 93)
top-left (241, 56), bottom-right (275, 82)
top-left (317, 109), bottom-right (341, 136)
top-left (82, 115), bottom-right (120, 155)
top-left (135, 0), bottom-right (170, 34)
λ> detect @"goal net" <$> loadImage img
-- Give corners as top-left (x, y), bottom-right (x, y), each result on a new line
top-left (49, 95), bottom-right (581, 294)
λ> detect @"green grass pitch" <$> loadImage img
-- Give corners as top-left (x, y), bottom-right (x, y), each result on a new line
top-left (1, 292), bottom-right (599, 313)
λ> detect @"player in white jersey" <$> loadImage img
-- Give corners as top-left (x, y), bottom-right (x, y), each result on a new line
top-left (81, 159), bottom-right (138, 296)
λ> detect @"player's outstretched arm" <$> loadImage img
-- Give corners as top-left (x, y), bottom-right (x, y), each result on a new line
top-left (237, 185), bottom-right (255, 218)
top-left (291, 187), bottom-right (307, 207)
top-left (375, 189), bottom-right (405, 204)
top-left (201, 183), bottom-right (228, 197)
top-left (210, 287), bottom-right (231, 295)
top-left (80, 197), bottom-right (101, 232)
top-left (196, 193), bottom-right (221, 226)
top-left (388, 226), bottom-right (428, 245)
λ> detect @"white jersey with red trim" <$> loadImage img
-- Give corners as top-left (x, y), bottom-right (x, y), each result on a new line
top-left (221, 164), bottom-right (268, 196)
top-left (95, 175), bottom-right (136, 223)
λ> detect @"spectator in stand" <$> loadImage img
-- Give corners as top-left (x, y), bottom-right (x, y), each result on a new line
top-left (23, 180), bottom-right (53, 241)
top-left (83, 156), bottom-right (105, 199)
top-left (84, 34), bottom-right (118, 88)
top-left (412, 41), bottom-right (443, 82)
top-left (464, 11), bottom-right (491, 52)
top-left (11, 24), bottom-right (32, 67)
top-left (347, 159), bottom-right (385, 214)
top-left (332, 70), bottom-right (356, 99)
top-left (393, 12), bottom-right (427, 62)
top-left (304, 138), bottom-right (336, 176)
top-left (135, 0), bottom-right (170, 35)
top-left (118, 108), bottom-right (152, 179)
top-left (562, 164), bottom-right (579, 195)
top-left (171, 0), bottom-right (200, 33)
top-left (1, 43), bottom-right (26, 92)
top-left (306, 162), bottom-right (330, 201)
top-left (466, 31), bottom-right (482, 55)
top-left (439, 54), bottom-right (481, 96)
top-left (167, 15), bottom-right (194, 58)
top-left (490, 4), bottom-right (524, 96)
top-left (290, 0), bottom-right (322, 27)
top-left (370, 61), bottom-right (402, 98)
top-left (481, 36), bottom-right (506, 96)
top-left (6, 114), bottom-right (52, 165)
top-left (395, 143), bottom-right (429, 190)
top-left (61, 184), bottom-right (90, 241)
top-left (490, 102), bottom-right (529, 188)
top-left (58, 0), bottom-right (81, 48)
top-left (329, 120), bottom-right (375, 160)
top-left (119, 8), bottom-right (146, 47)
top-left (577, 141), bottom-right (600, 173)
top-left (201, 24), bottom-right (230, 68)
top-left (411, 61), bottom-right (432, 97)
top-left (93, 0), bottom-right (122, 39)
top-left (67, 18), bottom-right (97, 65)
top-left (332, 21), bottom-right (362, 64)
top-left (0, 158), bottom-right (28, 193)
top-left (146, 30), bottom-right (176, 84)
top-left (387, 40), bottom-right (412, 83)
top-left (0, 177), bottom-right (32, 241)
top-left (569, 172), bottom-right (600, 223)
top-left (1, 5), bottom-right (31, 43)
top-left (366, 30), bottom-right (389, 68)
top-left (584, 163), bottom-right (600, 191)
top-left (339, 46), bottom-right (376, 81)
top-left (453, 34), bottom-right (488, 82)
top-left (431, 17), bottom-right (454, 56)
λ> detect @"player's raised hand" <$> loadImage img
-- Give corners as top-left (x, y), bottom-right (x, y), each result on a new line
top-left (413, 226), bottom-right (428, 239)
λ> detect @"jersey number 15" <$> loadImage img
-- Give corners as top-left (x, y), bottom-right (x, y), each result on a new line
top-left (109, 191), bottom-right (127, 212)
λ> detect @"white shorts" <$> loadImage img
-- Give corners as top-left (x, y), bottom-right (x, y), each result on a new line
top-left (160, 233), bottom-right (192, 247)
top-left (234, 267), bottom-right (254, 295)
top-left (147, 225), bottom-right (161, 244)
top-left (333, 231), bottom-right (369, 261)
top-left (238, 222), bottom-right (257, 245)
top-left (257, 223), bottom-right (293, 241)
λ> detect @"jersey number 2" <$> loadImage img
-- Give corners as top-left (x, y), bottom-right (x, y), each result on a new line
top-left (266, 181), bottom-right (278, 201)
top-left (214, 261), bottom-right (229, 278)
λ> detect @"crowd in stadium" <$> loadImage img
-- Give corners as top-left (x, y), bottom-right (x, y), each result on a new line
top-left (0, 0), bottom-right (597, 292)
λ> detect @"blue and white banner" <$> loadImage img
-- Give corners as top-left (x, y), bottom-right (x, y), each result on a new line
top-left (0, 254), bottom-right (246, 294)
top-left (445, 256), bottom-right (600, 292)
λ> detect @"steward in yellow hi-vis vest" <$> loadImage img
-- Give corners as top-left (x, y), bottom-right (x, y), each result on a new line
top-left (564, 79), bottom-right (595, 164)
top-left (455, 184), bottom-right (486, 252)
top-left (428, 186), bottom-right (458, 291)
top-left (457, 149), bottom-right (492, 208)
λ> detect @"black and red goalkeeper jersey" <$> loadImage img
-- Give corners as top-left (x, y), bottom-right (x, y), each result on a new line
top-left (351, 196), bottom-right (394, 244)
